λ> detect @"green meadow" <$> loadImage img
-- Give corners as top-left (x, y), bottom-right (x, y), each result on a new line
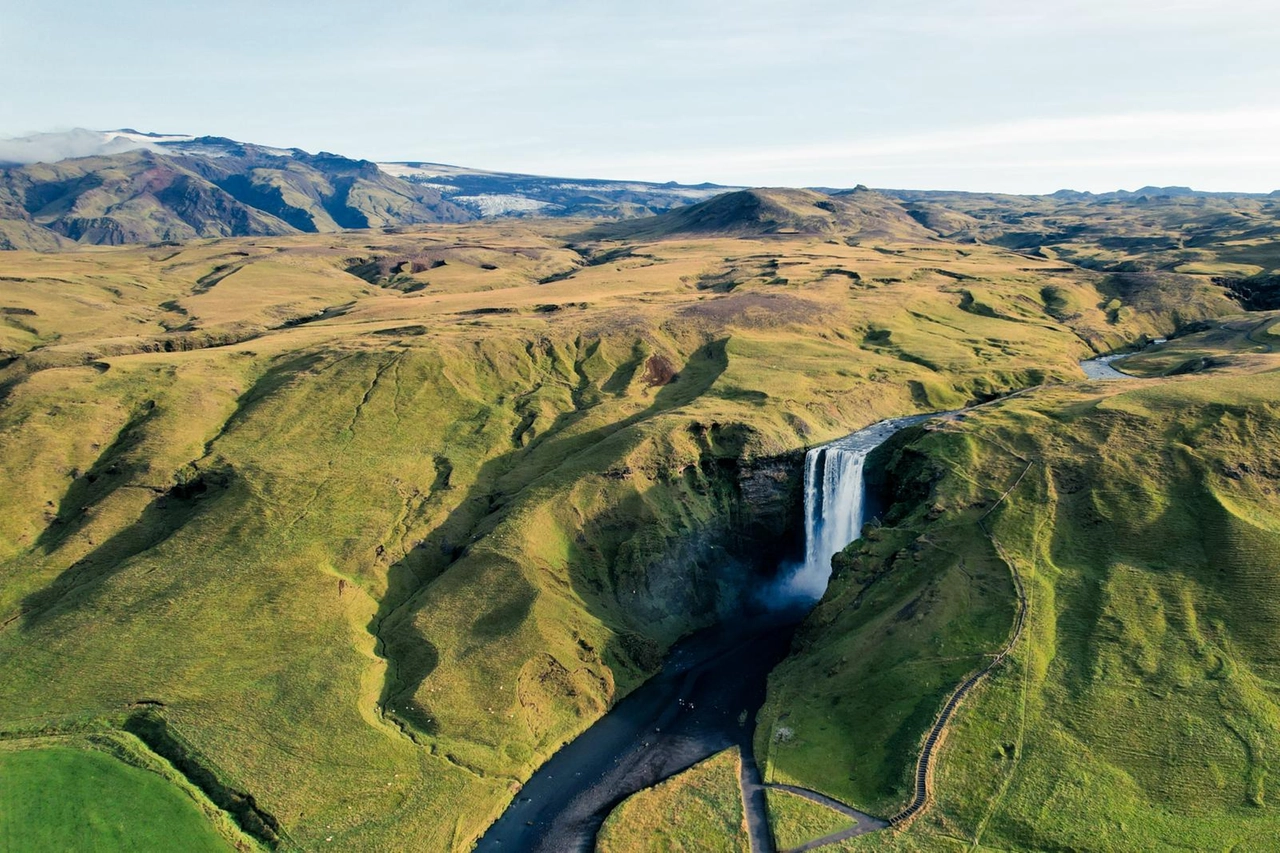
top-left (765, 789), bottom-right (854, 850)
top-left (0, 743), bottom-right (234, 852)
top-left (597, 749), bottom-right (748, 852)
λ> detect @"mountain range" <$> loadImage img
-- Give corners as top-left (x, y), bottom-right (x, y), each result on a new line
top-left (5, 128), bottom-right (1280, 255)
top-left (0, 130), bottom-right (738, 250)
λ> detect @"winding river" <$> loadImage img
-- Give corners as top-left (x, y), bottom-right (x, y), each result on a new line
top-left (1079, 338), bottom-right (1165, 380)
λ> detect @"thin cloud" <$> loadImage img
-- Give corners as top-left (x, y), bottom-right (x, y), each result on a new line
top-left (510, 108), bottom-right (1280, 191)
top-left (5, 1), bottom-right (1280, 192)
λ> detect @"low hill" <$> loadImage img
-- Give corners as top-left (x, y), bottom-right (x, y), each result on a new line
top-left (0, 218), bottom-right (73, 252)
top-left (582, 187), bottom-right (937, 242)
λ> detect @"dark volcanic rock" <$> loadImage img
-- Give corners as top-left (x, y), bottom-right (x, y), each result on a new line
top-left (607, 449), bottom-right (803, 631)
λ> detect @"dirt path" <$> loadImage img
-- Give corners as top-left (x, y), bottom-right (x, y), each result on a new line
top-left (739, 741), bottom-right (777, 853)
top-left (765, 784), bottom-right (888, 851)
top-left (885, 463), bottom-right (1032, 830)
top-left (1244, 316), bottom-right (1278, 353)
top-left (762, 461), bottom-right (1035, 850)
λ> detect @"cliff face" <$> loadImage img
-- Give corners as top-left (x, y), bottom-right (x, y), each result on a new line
top-left (608, 450), bottom-right (803, 631)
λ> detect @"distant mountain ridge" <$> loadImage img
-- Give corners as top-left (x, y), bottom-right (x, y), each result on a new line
top-left (0, 134), bottom-right (473, 249)
top-left (3, 128), bottom-right (1280, 252)
top-left (1049, 185), bottom-right (1280, 200)
top-left (0, 129), bottom-right (744, 250)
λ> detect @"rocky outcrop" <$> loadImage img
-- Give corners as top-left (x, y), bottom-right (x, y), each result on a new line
top-left (738, 455), bottom-right (801, 532)
top-left (606, 448), bottom-right (804, 634)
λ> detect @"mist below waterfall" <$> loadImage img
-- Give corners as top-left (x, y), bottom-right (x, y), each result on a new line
top-left (770, 414), bottom-right (937, 605)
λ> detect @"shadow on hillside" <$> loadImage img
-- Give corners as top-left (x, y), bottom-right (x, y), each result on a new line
top-left (21, 468), bottom-right (235, 630)
top-left (372, 338), bottom-right (731, 737)
top-left (33, 406), bottom-right (159, 558)
top-left (19, 352), bottom-right (320, 631)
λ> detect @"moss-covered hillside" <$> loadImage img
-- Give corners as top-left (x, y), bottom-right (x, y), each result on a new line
top-left (760, 314), bottom-right (1280, 850)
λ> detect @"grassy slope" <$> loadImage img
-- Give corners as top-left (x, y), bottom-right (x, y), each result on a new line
top-left (765, 789), bottom-right (853, 849)
top-left (757, 421), bottom-right (1019, 813)
top-left (597, 749), bottom-right (748, 852)
top-left (0, 744), bottom-right (231, 852)
top-left (0, 222), bottom-right (1238, 850)
top-left (763, 318), bottom-right (1280, 850)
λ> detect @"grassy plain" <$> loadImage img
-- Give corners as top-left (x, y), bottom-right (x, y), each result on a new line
top-left (0, 744), bottom-right (232, 852)
top-left (764, 789), bottom-right (853, 849)
top-left (597, 749), bottom-right (748, 852)
top-left (0, 204), bottom-right (1247, 849)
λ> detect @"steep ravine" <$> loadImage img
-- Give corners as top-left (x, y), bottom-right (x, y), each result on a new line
top-left (470, 443), bottom-right (809, 851)
top-left (489, 342), bottom-right (1177, 851)
top-left (477, 414), bottom-right (940, 851)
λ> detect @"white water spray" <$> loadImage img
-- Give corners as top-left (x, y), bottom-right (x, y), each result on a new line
top-left (779, 415), bottom-right (936, 601)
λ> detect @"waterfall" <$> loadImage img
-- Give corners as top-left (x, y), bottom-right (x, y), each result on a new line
top-left (783, 445), bottom-right (872, 599)
top-left (779, 415), bottom-right (935, 602)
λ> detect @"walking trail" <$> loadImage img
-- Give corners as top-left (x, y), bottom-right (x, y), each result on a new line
top-left (747, 460), bottom-right (1034, 852)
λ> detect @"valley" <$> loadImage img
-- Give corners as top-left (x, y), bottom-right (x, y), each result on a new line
top-left (1, 180), bottom-right (1277, 853)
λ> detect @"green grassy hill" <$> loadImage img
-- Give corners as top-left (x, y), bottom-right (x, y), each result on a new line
top-left (583, 187), bottom-right (935, 242)
top-left (0, 211), bottom-right (1257, 850)
top-left (759, 314), bottom-right (1280, 850)
top-left (598, 749), bottom-right (748, 852)
top-left (0, 742), bottom-right (235, 852)
top-left (766, 789), bottom-right (855, 849)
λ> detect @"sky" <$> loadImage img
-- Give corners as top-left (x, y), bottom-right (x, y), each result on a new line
top-left (2, 0), bottom-right (1279, 193)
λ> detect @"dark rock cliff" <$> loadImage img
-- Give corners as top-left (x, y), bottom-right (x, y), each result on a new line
top-left (605, 447), bottom-right (804, 636)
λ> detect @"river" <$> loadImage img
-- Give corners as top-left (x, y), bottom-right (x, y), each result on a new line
top-left (473, 611), bottom-right (803, 852)
top-left (1079, 338), bottom-right (1166, 380)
